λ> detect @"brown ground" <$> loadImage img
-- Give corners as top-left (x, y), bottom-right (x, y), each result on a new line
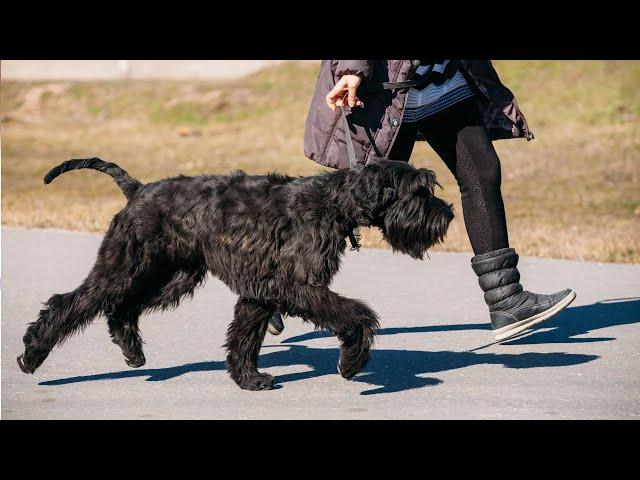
top-left (2, 61), bottom-right (639, 262)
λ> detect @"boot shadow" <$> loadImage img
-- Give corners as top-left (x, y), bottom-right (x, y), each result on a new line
top-left (503, 297), bottom-right (640, 345)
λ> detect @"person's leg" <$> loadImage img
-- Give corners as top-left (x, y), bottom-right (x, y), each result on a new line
top-left (417, 98), bottom-right (508, 255)
top-left (417, 98), bottom-right (575, 341)
top-left (388, 121), bottom-right (419, 162)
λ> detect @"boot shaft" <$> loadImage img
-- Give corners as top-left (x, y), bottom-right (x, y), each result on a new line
top-left (471, 248), bottom-right (523, 309)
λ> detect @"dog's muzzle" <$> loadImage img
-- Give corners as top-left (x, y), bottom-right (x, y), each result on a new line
top-left (426, 196), bottom-right (455, 244)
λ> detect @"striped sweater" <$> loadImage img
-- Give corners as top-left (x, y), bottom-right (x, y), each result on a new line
top-left (402, 60), bottom-right (475, 123)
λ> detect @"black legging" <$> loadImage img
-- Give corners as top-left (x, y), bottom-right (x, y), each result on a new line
top-left (389, 97), bottom-right (509, 255)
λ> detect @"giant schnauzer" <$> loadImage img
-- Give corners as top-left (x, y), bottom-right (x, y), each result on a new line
top-left (17, 158), bottom-right (453, 390)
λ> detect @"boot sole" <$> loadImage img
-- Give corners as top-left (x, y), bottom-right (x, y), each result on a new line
top-left (267, 315), bottom-right (285, 336)
top-left (267, 324), bottom-right (284, 336)
top-left (494, 289), bottom-right (577, 341)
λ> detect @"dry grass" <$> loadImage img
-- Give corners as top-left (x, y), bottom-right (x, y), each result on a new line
top-left (2, 61), bottom-right (639, 263)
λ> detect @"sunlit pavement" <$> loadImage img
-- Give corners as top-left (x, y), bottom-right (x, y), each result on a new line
top-left (2, 227), bottom-right (639, 419)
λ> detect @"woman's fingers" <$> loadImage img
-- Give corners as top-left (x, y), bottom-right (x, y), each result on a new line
top-left (347, 85), bottom-right (358, 107)
top-left (335, 95), bottom-right (364, 108)
top-left (325, 74), bottom-right (364, 111)
top-left (345, 75), bottom-right (363, 107)
top-left (326, 79), bottom-right (347, 111)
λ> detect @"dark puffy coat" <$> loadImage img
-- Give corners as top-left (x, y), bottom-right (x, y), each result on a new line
top-left (304, 60), bottom-right (533, 169)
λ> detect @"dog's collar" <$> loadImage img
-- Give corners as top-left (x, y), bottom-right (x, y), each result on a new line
top-left (339, 217), bottom-right (361, 252)
top-left (348, 228), bottom-right (361, 252)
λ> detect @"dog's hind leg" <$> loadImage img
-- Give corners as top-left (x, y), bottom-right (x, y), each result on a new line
top-left (102, 266), bottom-right (206, 369)
top-left (141, 267), bottom-right (207, 313)
top-left (18, 282), bottom-right (103, 374)
top-left (101, 267), bottom-right (206, 367)
top-left (225, 297), bottom-right (277, 391)
top-left (107, 309), bottom-right (145, 368)
top-left (288, 286), bottom-right (380, 380)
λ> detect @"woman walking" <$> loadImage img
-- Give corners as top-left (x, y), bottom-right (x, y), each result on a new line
top-left (268, 60), bottom-right (575, 341)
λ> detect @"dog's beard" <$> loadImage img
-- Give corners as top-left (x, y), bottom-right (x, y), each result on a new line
top-left (380, 195), bottom-right (454, 260)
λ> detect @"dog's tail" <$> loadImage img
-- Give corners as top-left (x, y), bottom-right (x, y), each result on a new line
top-left (44, 157), bottom-right (142, 201)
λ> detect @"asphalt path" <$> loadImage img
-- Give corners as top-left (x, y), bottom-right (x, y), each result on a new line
top-left (2, 227), bottom-right (639, 419)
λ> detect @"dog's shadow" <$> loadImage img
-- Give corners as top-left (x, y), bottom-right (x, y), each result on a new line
top-left (39, 344), bottom-right (598, 395)
top-left (39, 344), bottom-right (599, 395)
top-left (38, 298), bottom-right (637, 395)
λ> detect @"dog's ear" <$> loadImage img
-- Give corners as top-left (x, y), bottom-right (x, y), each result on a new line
top-left (396, 168), bottom-right (438, 198)
top-left (414, 168), bottom-right (438, 194)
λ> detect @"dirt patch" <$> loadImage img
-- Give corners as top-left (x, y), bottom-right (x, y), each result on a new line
top-left (14, 83), bottom-right (70, 113)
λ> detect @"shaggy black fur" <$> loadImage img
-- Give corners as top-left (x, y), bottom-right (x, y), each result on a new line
top-left (17, 157), bottom-right (454, 390)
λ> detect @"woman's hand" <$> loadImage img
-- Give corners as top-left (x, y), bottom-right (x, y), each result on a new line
top-left (325, 74), bottom-right (364, 111)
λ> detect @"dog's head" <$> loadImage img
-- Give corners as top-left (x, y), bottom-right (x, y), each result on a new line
top-left (353, 160), bottom-right (454, 259)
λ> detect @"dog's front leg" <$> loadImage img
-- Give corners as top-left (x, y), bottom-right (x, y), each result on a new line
top-left (291, 286), bottom-right (380, 380)
top-left (225, 297), bottom-right (277, 391)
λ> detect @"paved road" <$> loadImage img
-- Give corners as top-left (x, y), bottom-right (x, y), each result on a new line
top-left (2, 227), bottom-right (639, 419)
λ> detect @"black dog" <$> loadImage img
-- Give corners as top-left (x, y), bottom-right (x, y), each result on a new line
top-left (17, 158), bottom-right (454, 390)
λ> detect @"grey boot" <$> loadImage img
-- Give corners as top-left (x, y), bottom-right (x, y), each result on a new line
top-left (471, 248), bottom-right (576, 341)
top-left (267, 312), bottom-right (285, 336)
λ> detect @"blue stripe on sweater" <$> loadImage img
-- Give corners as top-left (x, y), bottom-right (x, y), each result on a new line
top-left (403, 85), bottom-right (475, 123)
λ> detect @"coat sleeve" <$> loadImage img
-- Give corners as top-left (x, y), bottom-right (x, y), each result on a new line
top-left (335, 60), bottom-right (374, 79)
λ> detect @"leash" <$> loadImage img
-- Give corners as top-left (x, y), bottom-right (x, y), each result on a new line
top-left (341, 105), bottom-right (362, 252)
top-left (356, 60), bottom-right (459, 95)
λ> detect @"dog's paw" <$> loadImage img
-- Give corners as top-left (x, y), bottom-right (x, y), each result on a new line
top-left (125, 353), bottom-right (146, 369)
top-left (17, 350), bottom-right (47, 374)
top-left (338, 349), bottom-right (370, 380)
top-left (238, 372), bottom-right (276, 391)
top-left (17, 354), bottom-right (35, 374)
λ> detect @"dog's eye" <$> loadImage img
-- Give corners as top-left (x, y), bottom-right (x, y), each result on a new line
top-left (414, 186), bottom-right (432, 198)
